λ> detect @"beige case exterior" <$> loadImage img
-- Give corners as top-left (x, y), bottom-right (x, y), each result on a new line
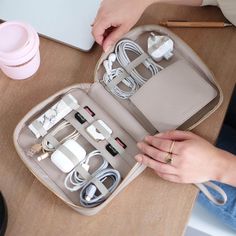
top-left (13, 25), bottom-right (224, 216)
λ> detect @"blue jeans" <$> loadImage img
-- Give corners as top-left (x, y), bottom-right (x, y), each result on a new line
top-left (197, 88), bottom-right (236, 231)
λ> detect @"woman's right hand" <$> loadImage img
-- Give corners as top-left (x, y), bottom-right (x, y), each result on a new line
top-left (92, 0), bottom-right (153, 52)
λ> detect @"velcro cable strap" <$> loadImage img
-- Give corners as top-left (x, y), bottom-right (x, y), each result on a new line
top-left (195, 182), bottom-right (227, 205)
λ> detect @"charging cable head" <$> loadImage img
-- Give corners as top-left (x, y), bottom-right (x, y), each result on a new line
top-left (148, 33), bottom-right (174, 62)
top-left (85, 184), bottom-right (97, 202)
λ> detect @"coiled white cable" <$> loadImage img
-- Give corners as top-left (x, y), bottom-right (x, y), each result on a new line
top-left (80, 168), bottom-right (121, 207)
top-left (64, 150), bottom-right (109, 192)
top-left (103, 39), bottom-right (163, 99)
top-left (115, 39), bottom-right (163, 86)
top-left (103, 67), bottom-right (138, 99)
top-left (41, 120), bottom-right (80, 152)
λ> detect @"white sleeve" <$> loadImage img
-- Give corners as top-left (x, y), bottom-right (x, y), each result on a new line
top-left (202, 0), bottom-right (236, 26)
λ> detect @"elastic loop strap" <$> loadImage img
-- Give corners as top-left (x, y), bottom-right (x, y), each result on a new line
top-left (91, 177), bottom-right (109, 196)
top-left (58, 145), bottom-right (90, 179)
top-left (195, 182), bottom-right (227, 205)
top-left (62, 94), bottom-right (80, 110)
top-left (44, 133), bottom-right (60, 148)
top-left (107, 70), bottom-right (129, 90)
top-left (31, 120), bottom-right (47, 137)
top-left (125, 53), bottom-right (149, 74)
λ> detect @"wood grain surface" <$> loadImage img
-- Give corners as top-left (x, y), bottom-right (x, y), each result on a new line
top-left (0, 4), bottom-right (235, 236)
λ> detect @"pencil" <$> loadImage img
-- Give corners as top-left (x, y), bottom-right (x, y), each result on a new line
top-left (159, 21), bottom-right (232, 28)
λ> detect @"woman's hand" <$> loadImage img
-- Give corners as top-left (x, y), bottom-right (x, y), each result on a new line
top-left (92, 0), bottom-right (153, 52)
top-left (135, 130), bottom-right (225, 184)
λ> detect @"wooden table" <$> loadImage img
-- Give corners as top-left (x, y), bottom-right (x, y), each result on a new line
top-left (0, 4), bottom-right (235, 236)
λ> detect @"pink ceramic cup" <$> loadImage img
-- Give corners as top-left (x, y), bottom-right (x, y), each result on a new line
top-left (0, 21), bottom-right (40, 80)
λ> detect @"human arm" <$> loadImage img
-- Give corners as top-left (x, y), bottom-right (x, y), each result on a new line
top-left (92, 0), bottom-right (203, 52)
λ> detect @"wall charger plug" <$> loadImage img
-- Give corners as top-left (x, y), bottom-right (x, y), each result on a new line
top-left (148, 33), bottom-right (174, 62)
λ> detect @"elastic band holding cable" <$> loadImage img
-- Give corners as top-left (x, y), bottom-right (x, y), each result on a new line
top-left (64, 113), bottom-right (130, 177)
top-left (62, 94), bottom-right (80, 110)
top-left (31, 120), bottom-right (47, 137)
top-left (64, 150), bottom-right (109, 191)
top-left (80, 168), bottom-right (121, 208)
top-left (125, 53), bottom-right (150, 74)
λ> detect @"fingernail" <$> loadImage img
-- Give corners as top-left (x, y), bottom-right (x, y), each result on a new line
top-left (155, 133), bottom-right (163, 137)
top-left (135, 154), bottom-right (143, 162)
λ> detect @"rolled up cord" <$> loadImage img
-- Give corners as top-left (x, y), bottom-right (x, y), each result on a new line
top-left (80, 169), bottom-right (121, 208)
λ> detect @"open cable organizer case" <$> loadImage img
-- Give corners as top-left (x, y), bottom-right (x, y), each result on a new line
top-left (14, 25), bottom-right (227, 216)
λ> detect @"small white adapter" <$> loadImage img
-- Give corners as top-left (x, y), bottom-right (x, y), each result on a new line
top-left (86, 120), bottom-right (112, 141)
top-left (51, 139), bottom-right (86, 173)
top-left (148, 33), bottom-right (174, 62)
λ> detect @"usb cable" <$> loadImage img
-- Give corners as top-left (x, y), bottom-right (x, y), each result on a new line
top-left (80, 168), bottom-right (121, 207)
top-left (64, 150), bottom-right (109, 192)
top-left (103, 39), bottom-right (163, 99)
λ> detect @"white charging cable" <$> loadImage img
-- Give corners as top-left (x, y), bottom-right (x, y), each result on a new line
top-left (41, 120), bottom-right (80, 152)
top-left (103, 53), bottom-right (139, 99)
top-left (64, 150), bottom-right (109, 192)
top-left (80, 168), bottom-right (121, 207)
top-left (103, 66), bottom-right (138, 99)
top-left (115, 39), bottom-right (163, 85)
top-left (103, 39), bottom-right (163, 99)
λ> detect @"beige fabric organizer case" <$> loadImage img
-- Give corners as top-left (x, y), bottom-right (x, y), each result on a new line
top-left (13, 25), bottom-right (226, 216)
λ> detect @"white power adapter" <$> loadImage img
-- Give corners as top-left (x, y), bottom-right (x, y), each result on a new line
top-left (51, 139), bottom-right (86, 173)
top-left (148, 33), bottom-right (174, 62)
top-left (86, 120), bottom-right (112, 141)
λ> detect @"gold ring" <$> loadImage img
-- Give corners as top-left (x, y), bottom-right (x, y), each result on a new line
top-left (164, 153), bottom-right (172, 164)
top-left (169, 140), bottom-right (175, 154)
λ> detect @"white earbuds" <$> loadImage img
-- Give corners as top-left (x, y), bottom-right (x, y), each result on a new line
top-left (103, 53), bottom-right (117, 75)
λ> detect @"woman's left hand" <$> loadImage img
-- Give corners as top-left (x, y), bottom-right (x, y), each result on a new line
top-left (135, 130), bottom-right (224, 184)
